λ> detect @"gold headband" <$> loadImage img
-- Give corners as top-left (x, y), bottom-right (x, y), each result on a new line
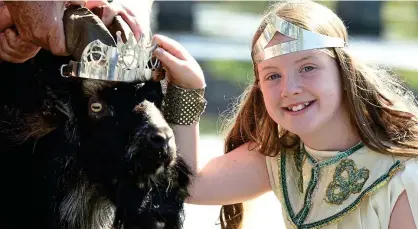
top-left (253, 15), bottom-right (346, 64)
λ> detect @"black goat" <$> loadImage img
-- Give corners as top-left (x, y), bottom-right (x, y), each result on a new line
top-left (0, 49), bottom-right (192, 229)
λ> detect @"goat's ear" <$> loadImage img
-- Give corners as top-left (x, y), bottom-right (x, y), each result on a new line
top-left (41, 85), bottom-right (81, 143)
top-left (19, 96), bottom-right (68, 141)
top-left (0, 106), bottom-right (58, 144)
top-left (23, 112), bottom-right (58, 140)
top-left (45, 98), bottom-right (80, 146)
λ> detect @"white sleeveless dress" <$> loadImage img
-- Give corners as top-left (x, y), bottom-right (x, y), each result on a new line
top-left (265, 142), bottom-right (418, 229)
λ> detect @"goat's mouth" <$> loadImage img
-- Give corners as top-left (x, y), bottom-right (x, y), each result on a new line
top-left (123, 137), bottom-right (177, 179)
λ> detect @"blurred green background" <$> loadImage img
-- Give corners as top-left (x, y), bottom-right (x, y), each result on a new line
top-left (152, 1), bottom-right (418, 135)
top-left (152, 2), bottom-right (418, 228)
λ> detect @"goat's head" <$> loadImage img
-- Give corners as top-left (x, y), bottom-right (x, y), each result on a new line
top-left (1, 5), bottom-right (191, 228)
top-left (9, 47), bottom-right (191, 228)
top-left (72, 79), bottom-right (176, 182)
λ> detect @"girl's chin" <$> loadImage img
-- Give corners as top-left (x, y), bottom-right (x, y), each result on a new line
top-left (280, 121), bottom-right (318, 136)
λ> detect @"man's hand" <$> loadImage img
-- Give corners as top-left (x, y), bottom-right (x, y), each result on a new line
top-left (0, 28), bottom-right (40, 63)
top-left (0, 0), bottom-right (154, 63)
top-left (90, 0), bottom-right (154, 41)
top-left (0, 1), bottom-right (41, 63)
top-left (0, 0), bottom-right (109, 62)
top-left (2, 1), bottom-right (88, 56)
top-left (0, 1), bottom-right (12, 32)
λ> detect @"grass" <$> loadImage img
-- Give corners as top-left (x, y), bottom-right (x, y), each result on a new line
top-left (202, 60), bottom-right (253, 84)
top-left (207, 1), bottom-right (418, 40)
top-left (382, 1), bottom-right (418, 39)
top-left (398, 69), bottom-right (418, 89)
top-left (199, 114), bottom-right (225, 135)
top-left (206, 1), bottom-right (271, 15)
top-left (198, 0), bottom-right (418, 134)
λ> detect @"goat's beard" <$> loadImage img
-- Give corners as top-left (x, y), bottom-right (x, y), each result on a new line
top-left (53, 151), bottom-right (190, 229)
top-left (58, 179), bottom-right (116, 229)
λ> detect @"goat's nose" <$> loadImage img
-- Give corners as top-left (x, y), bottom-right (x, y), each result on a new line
top-left (146, 127), bottom-right (173, 149)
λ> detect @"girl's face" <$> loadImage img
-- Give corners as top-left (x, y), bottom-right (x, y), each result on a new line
top-left (257, 49), bottom-right (350, 139)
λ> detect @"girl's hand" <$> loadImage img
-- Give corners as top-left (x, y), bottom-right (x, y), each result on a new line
top-left (152, 34), bottom-right (206, 90)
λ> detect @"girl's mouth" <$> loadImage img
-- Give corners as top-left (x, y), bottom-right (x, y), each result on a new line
top-left (284, 100), bottom-right (316, 112)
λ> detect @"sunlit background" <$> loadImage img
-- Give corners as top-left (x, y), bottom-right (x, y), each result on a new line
top-left (150, 1), bottom-right (418, 228)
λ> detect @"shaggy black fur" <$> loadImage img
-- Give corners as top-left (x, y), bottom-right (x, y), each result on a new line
top-left (0, 50), bottom-right (192, 229)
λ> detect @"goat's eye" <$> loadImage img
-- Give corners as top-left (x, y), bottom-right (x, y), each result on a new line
top-left (90, 102), bottom-right (103, 113)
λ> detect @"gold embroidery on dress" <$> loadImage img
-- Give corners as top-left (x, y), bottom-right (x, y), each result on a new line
top-left (325, 159), bottom-right (370, 205)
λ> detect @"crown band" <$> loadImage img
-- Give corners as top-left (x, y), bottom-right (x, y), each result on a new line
top-left (253, 15), bottom-right (346, 64)
top-left (61, 32), bottom-right (160, 82)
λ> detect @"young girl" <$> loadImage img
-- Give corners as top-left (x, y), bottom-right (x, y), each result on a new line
top-left (152, 1), bottom-right (418, 228)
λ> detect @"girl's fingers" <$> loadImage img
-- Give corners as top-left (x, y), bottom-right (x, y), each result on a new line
top-left (153, 46), bottom-right (184, 72)
top-left (152, 34), bottom-right (191, 61)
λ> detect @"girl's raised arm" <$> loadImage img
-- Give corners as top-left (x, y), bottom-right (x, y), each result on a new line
top-left (153, 34), bottom-right (271, 205)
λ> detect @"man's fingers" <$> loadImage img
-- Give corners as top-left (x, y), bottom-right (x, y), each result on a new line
top-left (93, 4), bottom-right (142, 41)
top-left (0, 44), bottom-right (17, 62)
top-left (66, 1), bottom-right (88, 7)
top-left (0, 33), bottom-right (25, 59)
top-left (84, 0), bottom-right (109, 10)
top-left (0, 4), bottom-right (13, 32)
top-left (1, 31), bottom-right (40, 61)
top-left (4, 29), bottom-right (40, 56)
top-left (123, 6), bottom-right (135, 17)
top-left (3, 29), bottom-right (18, 50)
top-left (118, 12), bottom-right (142, 41)
top-left (95, 4), bottom-right (124, 26)
top-left (0, 34), bottom-right (30, 63)
top-left (152, 34), bottom-right (191, 61)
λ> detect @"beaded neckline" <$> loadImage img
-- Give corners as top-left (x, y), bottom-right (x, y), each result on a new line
top-left (279, 141), bottom-right (403, 228)
top-left (303, 142), bottom-right (365, 168)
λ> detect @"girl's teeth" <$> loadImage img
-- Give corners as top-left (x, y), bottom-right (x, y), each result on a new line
top-left (288, 102), bottom-right (311, 112)
top-left (292, 104), bottom-right (303, 111)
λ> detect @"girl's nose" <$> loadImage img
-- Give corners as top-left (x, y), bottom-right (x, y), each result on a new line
top-left (280, 75), bottom-right (302, 97)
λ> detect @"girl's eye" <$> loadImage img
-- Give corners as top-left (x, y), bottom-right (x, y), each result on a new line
top-left (301, 66), bottom-right (315, 73)
top-left (267, 74), bottom-right (281, 80)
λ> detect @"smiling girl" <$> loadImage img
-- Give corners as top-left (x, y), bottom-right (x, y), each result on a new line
top-left (152, 1), bottom-right (418, 228)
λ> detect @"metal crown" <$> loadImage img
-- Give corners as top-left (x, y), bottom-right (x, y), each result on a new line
top-left (61, 31), bottom-right (159, 82)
